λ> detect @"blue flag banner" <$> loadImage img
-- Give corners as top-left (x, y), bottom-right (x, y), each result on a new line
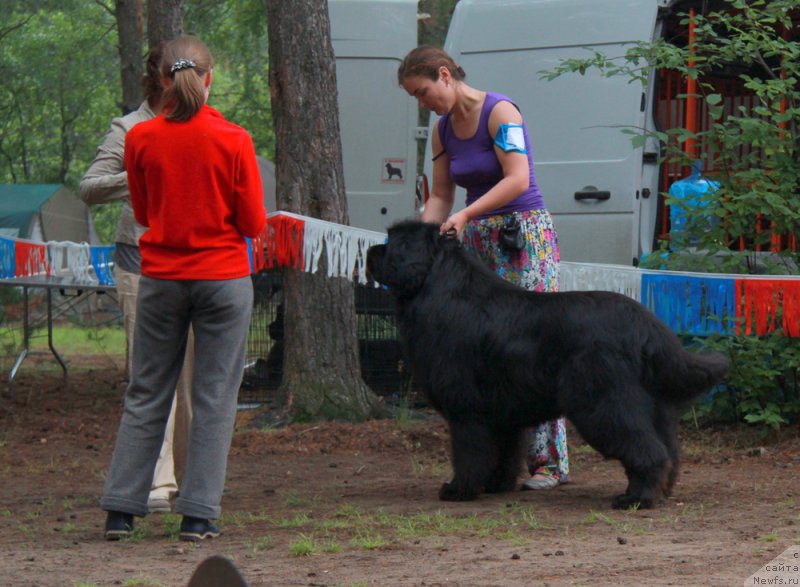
top-left (641, 273), bottom-right (736, 335)
top-left (0, 236), bottom-right (15, 279)
top-left (89, 245), bottom-right (116, 286)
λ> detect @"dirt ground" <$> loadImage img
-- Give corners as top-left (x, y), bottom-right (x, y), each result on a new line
top-left (1, 356), bottom-right (799, 587)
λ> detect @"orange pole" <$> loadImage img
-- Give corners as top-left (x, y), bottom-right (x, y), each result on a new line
top-left (773, 27), bottom-right (790, 253)
top-left (660, 70), bottom-right (672, 238)
top-left (684, 8), bottom-right (699, 161)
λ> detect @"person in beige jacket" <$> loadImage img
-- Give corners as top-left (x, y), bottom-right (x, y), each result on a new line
top-left (80, 44), bottom-right (192, 513)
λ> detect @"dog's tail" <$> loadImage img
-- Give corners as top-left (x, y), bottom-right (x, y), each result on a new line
top-left (656, 346), bottom-right (730, 405)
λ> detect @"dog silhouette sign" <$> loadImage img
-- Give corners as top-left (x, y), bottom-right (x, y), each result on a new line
top-left (383, 159), bottom-right (405, 183)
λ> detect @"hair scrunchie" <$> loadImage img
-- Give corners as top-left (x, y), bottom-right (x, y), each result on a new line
top-left (170, 58), bottom-right (196, 73)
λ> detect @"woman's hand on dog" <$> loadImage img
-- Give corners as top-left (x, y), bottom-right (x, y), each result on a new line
top-left (441, 210), bottom-right (469, 237)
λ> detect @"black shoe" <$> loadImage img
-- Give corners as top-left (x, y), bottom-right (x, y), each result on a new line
top-left (104, 511), bottom-right (134, 541)
top-left (180, 516), bottom-right (221, 542)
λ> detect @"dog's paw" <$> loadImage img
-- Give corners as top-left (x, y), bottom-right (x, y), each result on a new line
top-left (439, 481), bottom-right (478, 501)
top-left (612, 493), bottom-right (654, 510)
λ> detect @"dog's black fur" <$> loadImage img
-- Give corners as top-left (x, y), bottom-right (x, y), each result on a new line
top-left (366, 220), bottom-right (730, 508)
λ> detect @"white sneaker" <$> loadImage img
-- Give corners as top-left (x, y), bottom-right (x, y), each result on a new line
top-left (522, 471), bottom-right (560, 490)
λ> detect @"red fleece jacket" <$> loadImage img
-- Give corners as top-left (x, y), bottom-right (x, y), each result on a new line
top-left (125, 105), bottom-right (267, 280)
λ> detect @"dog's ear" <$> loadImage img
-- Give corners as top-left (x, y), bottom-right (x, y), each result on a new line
top-left (376, 221), bottom-right (440, 297)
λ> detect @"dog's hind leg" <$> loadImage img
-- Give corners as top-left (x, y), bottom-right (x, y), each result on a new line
top-left (439, 418), bottom-right (498, 501)
top-left (569, 393), bottom-right (670, 509)
top-left (613, 458), bottom-right (667, 510)
top-left (653, 404), bottom-right (681, 497)
top-left (612, 417), bottom-right (670, 509)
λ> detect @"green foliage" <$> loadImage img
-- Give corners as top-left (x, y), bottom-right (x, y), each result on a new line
top-left (688, 334), bottom-right (800, 431)
top-left (185, 0), bottom-right (275, 159)
top-left (0, 0), bottom-right (275, 244)
top-left (90, 201), bottom-right (123, 245)
top-left (0, 5), bottom-right (118, 187)
top-left (545, 0), bottom-right (800, 270)
top-left (544, 0), bottom-right (800, 431)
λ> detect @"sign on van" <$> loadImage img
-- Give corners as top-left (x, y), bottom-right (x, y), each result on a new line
top-left (382, 159), bottom-right (406, 183)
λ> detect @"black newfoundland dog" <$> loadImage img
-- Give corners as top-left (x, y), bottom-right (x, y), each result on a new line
top-left (366, 220), bottom-right (730, 509)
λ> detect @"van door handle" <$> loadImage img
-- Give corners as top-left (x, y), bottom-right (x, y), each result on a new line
top-left (574, 186), bottom-right (611, 201)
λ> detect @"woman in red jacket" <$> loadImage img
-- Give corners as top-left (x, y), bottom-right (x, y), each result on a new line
top-left (101, 35), bottom-right (267, 542)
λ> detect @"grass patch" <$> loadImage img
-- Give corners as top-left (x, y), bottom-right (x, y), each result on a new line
top-left (275, 512), bottom-right (312, 529)
top-left (271, 502), bottom-right (555, 552)
top-left (247, 535), bottom-right (275, 553)
top-left (287, 532), bottom-right (343, 556)
top-left (350, 530), bottom-right (388, 550)
top-left (0, 323), bottom-right (125, 359)
top-left (120, 579), bottom-right (168, 587)
top-left (288, 533), bottom-right (319, 556)
top-left (581, 509), bottom-right (648, 535)
top-left (281, 489), bottom-right (322, 509)
top-left (410, 458), bottom-right (450, 479)
top-left (759, 531), bottom-right (779, 542)
top-left (159, 513), bottom-right (182, 541)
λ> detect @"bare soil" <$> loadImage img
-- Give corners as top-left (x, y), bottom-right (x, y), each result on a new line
top-left (1, 356), bottom-right (799, 587)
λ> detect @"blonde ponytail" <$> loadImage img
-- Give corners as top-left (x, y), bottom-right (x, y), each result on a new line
top-left (161, 36), bottom-right (215, 122)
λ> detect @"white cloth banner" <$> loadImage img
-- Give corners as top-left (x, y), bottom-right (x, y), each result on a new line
top-left (269, 211), bottom-right (386, 284)
top-left (560, 262), bottom-right (643, 300)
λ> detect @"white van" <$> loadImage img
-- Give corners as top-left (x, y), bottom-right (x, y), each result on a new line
top-left (329, 0), bottom-right (421, 233)
top-left (423, 0), bottom-right (675, 265)
top-left (261, 0), bottom-right (421, 234)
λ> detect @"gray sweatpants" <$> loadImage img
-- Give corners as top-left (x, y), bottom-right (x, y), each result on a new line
top-left (101, 275), bottom-right (253, 520)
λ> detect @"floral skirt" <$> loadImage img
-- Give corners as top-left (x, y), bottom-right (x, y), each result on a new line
top-left (461, 209), bottom-right (569, 480)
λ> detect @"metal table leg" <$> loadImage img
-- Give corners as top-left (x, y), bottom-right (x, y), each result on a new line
top-left (7, 287), bottom-right (30, 397)
top-left (7, 286), bottom-right (69, 397)
top-left (46, 288), bottom-right (68, 385)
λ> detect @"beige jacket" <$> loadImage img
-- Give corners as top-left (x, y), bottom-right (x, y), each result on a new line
top-left (79, 101), bottom-right (156, 247)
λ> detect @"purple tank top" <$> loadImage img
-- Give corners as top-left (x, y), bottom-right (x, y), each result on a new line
top-left (437, 92), bottom-right (544, 217)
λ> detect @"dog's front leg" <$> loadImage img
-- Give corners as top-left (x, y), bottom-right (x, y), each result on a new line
top-left (483, 426), bottom-right (525, 494)
top-left (439, 418), bottom-right (495, 501)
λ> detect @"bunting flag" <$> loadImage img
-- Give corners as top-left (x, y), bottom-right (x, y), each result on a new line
top-left (89, 245), bottom-right (116, 286)
top-left (255, 214), bottom-right (800, 334)
top-left (0, 236), bottom-right (15, 279)
top-left (245, 228), bottom-right (269, 276)
top-left (263, 211), bottom-right (385, 284)
top-left (737, 279), bottom-right (800, 337)
top-left (265, 213), bottom-right (305, 270)
top-left (560, 262), bottom-right (642, 300)
top-left (49, 241), bottom-right (92, 284)
top-left (14, 240), bottom-right (49, 278)
top-left (0, 236), bottom-right (115, 286)
top-left (641, 273), bottom-right (736, 335)
top-left (250, 229), bottom-right (267, 274)
top-left (560, 260), bottom-right (800, 338)
top-left (2, 209), bottom-right (800, 337)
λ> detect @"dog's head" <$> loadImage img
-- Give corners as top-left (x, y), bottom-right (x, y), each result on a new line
top-left (367, 220), bottom-right (447, 298)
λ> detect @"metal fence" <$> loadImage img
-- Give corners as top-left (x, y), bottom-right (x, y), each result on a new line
top-left (239, 270), bottom-right (417, 405)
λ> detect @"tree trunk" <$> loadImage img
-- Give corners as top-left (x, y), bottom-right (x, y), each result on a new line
top-left (115, 0), bottom-right (144, 115)
top-left (265, 0), bottom-right (385, 421)
top-left (146, 0), bottom-right (184, 47)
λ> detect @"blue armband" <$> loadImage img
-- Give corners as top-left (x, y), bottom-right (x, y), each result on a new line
top-left (493, 124), bottom-right (527, 154)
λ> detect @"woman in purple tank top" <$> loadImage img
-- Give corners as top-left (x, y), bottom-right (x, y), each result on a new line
top-left (398, 46), bottom-right (569, 490)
